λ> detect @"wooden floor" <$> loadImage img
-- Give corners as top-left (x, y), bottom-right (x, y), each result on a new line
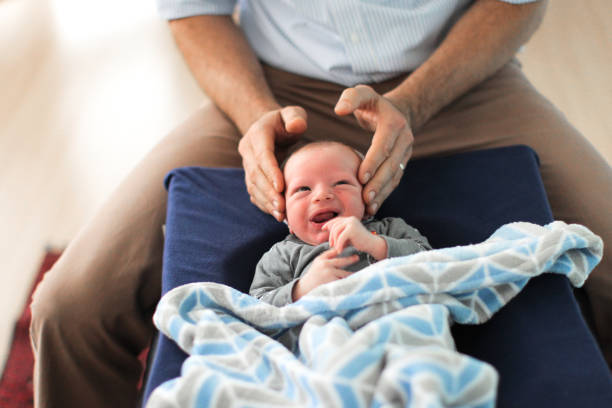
top-left (0, 0), bottom-right (610, 367)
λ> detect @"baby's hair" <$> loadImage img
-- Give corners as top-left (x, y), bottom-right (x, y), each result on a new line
top-left (280, 141), bottom-right (364, 171)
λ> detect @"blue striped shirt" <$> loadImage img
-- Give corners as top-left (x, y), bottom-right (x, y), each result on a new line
top-left (156, 0), bottom-right (537, 86)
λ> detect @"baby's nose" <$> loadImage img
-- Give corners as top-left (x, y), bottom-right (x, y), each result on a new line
top-left (313, 189), bottom-right (334, 202)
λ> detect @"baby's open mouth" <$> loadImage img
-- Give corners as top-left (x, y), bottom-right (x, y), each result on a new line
top-left (310, 211), bottom-right (338, 224)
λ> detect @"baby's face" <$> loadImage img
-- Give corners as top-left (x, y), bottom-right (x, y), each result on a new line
top-left (284, 144), bottom-right (365, 245)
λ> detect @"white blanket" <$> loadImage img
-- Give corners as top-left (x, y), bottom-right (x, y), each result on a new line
top-left (147, 221), bottom-right (602, 408)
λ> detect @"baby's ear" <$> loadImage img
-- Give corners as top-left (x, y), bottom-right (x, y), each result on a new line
top-left (282, 217), bottom-right (291, 230)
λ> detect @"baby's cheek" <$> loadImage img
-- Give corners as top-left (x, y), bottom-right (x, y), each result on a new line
top-left (350, 200), bottom-right (366, 219)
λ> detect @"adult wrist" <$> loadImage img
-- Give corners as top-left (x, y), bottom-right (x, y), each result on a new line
top-left (383, 88), bottom-right (420, 131)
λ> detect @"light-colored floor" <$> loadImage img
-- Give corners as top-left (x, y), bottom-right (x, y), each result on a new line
top-left (0, 0), bottom-right (610, 369)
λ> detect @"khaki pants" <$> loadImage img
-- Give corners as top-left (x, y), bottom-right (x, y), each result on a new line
top-left (30, 60), bottom-right (612, 407)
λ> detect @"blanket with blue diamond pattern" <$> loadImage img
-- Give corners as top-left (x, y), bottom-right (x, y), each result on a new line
top-left (147, 221), bottom-right (602, 408)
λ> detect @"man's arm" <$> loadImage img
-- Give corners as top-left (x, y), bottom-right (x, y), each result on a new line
top-left (336, 0), bottom-right (548, 214)
top-left (169, 15), bottom-right (306, 220)
top-left (169, 15), bottom-right (276, 133)
top-left (385, 0), bottom-right (548, 130)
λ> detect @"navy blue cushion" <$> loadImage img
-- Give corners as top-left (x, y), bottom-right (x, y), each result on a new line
top-left (143, 146), bottom-right (612, 407)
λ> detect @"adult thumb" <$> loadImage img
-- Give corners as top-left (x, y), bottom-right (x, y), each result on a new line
top-left (280, 106), bottom-right (308, 136)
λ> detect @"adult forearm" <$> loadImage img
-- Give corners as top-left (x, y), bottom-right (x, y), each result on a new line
top-left (169, 15), bottom-right (280, 134)
top-left (385, 0), bottom-right (547, 131)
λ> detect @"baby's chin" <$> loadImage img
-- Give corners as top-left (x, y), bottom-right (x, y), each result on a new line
top-left (296, 230), bottom-right (329, 246)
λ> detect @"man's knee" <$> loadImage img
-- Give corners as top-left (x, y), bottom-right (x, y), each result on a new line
top-left (30, 262), bottom-right (107, 349)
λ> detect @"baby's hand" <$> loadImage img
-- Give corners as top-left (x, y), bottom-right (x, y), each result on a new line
top-left (323, 216), bottom-right (387, 260)
top-left (292, 248), bottom-right (358, 301)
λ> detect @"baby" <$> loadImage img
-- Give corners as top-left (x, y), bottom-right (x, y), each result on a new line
top-left (249, 141), bottom-right (431, 306)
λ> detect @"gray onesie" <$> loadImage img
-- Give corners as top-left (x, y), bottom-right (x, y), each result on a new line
top-left (249, 217), bottom-right (431, 306)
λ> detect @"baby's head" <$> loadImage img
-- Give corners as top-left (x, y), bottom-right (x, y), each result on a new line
top-left (283, 141), bottom-right (365, 245)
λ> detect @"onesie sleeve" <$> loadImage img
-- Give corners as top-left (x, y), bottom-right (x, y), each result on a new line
top-left (375, 217), bottom-right (432, 258)
top-left (249, 242), bottom-right (299, 307)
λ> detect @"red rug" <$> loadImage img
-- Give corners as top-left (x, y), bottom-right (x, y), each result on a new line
top-left (0, 251), bottom-right (150, 407)
top-left (0, 251), bottom-right (61, 408)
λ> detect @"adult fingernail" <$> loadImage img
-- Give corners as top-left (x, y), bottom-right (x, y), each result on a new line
top-left (273, 200), bottom-right (279, 209)
top-left (368, 191), bottom-right (376, 202)
top-left (363, 172), bottom-right (371, 183)
top-left (273, 210), bottom-right (281, 220)
top-left (370, 203), bottom-right (378, 213)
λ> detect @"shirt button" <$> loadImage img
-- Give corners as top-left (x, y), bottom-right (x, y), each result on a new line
top-left (350, 32), bottom-right (359, 43)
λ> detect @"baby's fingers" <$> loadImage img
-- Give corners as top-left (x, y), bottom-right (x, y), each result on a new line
top-left (322, 216), bottom-right (342, 230)
top-left (328, 225), bottom-right (341, 249)
top-left (328, 254), bottom-right (359, 269)
top-left (318, 247), bottom-right (341, 260)
top-left (327, 221), bottom-right (348, 249)
top-left (333, 230), bottom-right (351, 253)
top-left (333, 269), bottom-right (353, 280)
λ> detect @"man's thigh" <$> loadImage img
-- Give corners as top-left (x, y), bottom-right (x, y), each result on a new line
top-left (399, 60), bottom-right (612, 365)
top-left (32, 101), bottom-right (242, 330)
top-left (412, 60), bottom-right (611, 248)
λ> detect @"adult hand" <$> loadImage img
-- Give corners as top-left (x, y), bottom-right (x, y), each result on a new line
top-left (292, 248), bottom-right (358, 301)
top-left (238, 106), bottom-right (307, 221)
top-left (334, 85), bottom-right (414, 215)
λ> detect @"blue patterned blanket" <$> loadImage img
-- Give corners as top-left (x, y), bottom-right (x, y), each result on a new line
top-left (147, 221), bottom-right (602, 408)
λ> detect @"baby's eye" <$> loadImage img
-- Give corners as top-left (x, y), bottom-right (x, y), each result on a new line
top-left (334, 180), bottom-right (350, 186)
top-left (296, 186), bottom-right (311, 192)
